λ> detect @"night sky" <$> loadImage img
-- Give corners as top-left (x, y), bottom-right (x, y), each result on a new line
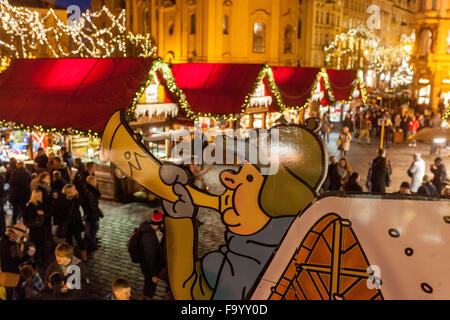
top-left (55, 0), bottom-right (91, 11)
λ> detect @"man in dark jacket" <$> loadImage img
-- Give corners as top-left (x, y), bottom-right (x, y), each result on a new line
top-left (431, 157), bottom-right (447, 193)
top-left (84, 176), bottom-right (102, 251)
top-left (323, 156), bottom-right (338, 191)
top-left (44, 242), bottom-right (89, 300)
top-left (9, 161), bottom-right (31, 224)
top-left (139, 211), bottom-right (164, 299)
top-left (370, 149), bottom-right (392, 193)
top-left (34, 148), bottom-right (48, 170)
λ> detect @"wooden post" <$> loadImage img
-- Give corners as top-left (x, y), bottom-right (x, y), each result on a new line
top-left (380, 124), bottom-right (385, 150)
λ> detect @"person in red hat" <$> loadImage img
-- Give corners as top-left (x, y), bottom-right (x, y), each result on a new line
top-left (138, 210), bottom-right (165, 299)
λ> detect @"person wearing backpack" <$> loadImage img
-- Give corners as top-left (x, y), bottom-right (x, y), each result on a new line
top-left (133, 210), bottom-right (164, 299)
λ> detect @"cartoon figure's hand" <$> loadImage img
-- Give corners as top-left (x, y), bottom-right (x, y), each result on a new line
top-left (160, 164), bottom-right (197, 219)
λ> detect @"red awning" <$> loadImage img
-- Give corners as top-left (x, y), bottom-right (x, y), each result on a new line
top-left (325, 69), bottom-right (357, 101)
top-left (271, 67), bottom-right (321, 108)
top-left (0, 58), bottom-right (152, 133)
top-left (170, 63), bottom-right (263, 115)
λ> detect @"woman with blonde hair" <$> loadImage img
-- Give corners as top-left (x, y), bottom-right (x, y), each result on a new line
top-left (23, 189), bottom-right (46, 265)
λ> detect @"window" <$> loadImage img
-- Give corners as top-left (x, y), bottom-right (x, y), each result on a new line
top-left (223, 15), bottom-right (229, 35)
top-left (326, 13), bottom-right (329, 25)
top-left (432, 0), bottom-right (437, 10)
top-left (284, 25), bottom-right (293, 54)
top-left (190, 14), bottom-right (196, 34)
top-left (169, 22), bottom-right (174, 36)
top-left (297, 20), bottom-right (302, 39)
top-left (253, 22), bottom-right (266, 53)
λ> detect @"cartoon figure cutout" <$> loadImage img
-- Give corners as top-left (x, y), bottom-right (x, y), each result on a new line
top-left (101, 109), bottom-right (449, 300)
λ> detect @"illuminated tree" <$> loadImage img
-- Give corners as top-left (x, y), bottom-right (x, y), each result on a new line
top-left (0, 0), bottom-right (156, 59)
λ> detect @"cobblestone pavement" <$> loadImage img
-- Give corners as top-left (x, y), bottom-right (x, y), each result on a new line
top-left (5, 130), bottom-right (443, 300)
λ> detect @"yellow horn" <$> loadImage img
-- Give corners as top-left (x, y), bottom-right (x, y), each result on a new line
top-left (100, 110), bottom-right (227, 211)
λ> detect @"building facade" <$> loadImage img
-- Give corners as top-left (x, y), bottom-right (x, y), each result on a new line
top-left (412, 0), bottom-right (450, 112)
top-left (97, 0), bottom-right (416, 68)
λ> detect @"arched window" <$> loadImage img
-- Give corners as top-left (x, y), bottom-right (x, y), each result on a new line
top-left (190, 14), bottom-right (196, 34)
top-left (169, 22), bottom-right (174, 36)
top-left (253, 22), bottom-right (266, 53)
top-left (284, 24), bottom-right (293, 54)
top-left (223, 15), bottom-right (229, 35)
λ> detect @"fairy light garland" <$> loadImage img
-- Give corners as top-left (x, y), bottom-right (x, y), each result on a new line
top-left (241, 64), bottom-right (285, 114)
top-left (128, 60), bottom-right (286, 122)
top-left (0, 56), bottom-right (10, 72)
top-left (0, 120), bottom-right (99, 138)
top-left (0, 0), bottom-right (156, 58)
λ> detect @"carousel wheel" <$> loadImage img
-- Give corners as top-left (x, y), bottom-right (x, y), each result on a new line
top-left (269, 213), bottom-right (383, 300)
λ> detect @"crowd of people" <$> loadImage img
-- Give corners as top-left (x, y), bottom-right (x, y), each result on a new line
top-left (0, 148), bottom-right (104, 300)
top-left (324, 106), bottom-right (444, 151)
top-left (322, 142), bottom-right (448, 197)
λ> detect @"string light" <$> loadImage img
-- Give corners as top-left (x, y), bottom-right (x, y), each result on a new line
top-left (0, 0), bottom-right (156, 58)
top-left (325, 25), bottom-right (414, 89)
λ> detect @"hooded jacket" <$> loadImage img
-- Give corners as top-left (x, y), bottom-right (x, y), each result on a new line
top-left (44, 256), bottom-right (88, 300)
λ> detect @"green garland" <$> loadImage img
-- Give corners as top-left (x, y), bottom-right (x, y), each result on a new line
top-left (128, 59), bottom-right (287, 122)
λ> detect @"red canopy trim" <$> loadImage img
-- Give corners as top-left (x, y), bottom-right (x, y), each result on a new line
top-left (0, 58), bottom-right (152, 136)
top-left (324, 69), bottom-right (367, 103)
top-left (271, 66), bottom-right (321, 109)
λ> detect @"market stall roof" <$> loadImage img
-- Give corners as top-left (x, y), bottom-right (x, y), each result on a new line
top-left (169, 63), bottom-right (267, 116)
top-left (271, 66), bottom-right (321, 108)
top-left (0, 58), bottom-right (152, 133)
top-left (325, 69), bottom-right (359, 102)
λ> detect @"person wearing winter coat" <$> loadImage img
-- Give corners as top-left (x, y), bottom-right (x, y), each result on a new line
top-left (336, 158), bottom-right (353, 190)
top-left (139, 211), bottom-right (164, 299)
top-left (53, 185), bottom-right (87, 261)
top-left (51, 170), bottom-right (66, 199)
top-left (44, 242), bottom-right (89, 300)
top-left (407, 153), bottom-right (425, 193)
top-left (9, 161), bottom-right (31, 225)
top-left (35, 172), bottom-right (54, 240)
top-left (337, 126), bottom-right (352, 159)
top-left (343, 172), bottom-right (363, 192)
top-left (0, 224), bottom-right (29, 274)
top-left (323, 156), bottom-right (338, 191)
top-left (417, 175), bottom-right (438, 196)
top-left (23, 190), bottom-right (46, 265)
top-left (370, 149), bottom-right (392, 193)
top-left (431, 157), bottom-right (447, 193)
top-left (54, 157), bottom-right (71, 184)
top-left (18, 264), bottom-right (45, 300)
top-left (34, 148), bottom-right (48, 170)
top-left (84, 176), bottom-right (103, 251)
